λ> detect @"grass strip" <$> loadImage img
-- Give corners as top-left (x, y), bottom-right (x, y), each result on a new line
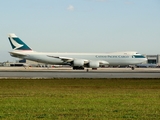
top-left (0, 78), bottom-right (160, 120)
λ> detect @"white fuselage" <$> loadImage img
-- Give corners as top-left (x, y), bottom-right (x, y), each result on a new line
top-left (10, 50), bottom-right (147, 66)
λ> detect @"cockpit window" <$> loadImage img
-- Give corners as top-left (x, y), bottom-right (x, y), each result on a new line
top-left (132, 55), bottom-right (145, 58)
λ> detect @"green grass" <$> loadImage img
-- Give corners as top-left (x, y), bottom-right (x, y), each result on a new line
top-left (0, 78), bottom-right (160, 120)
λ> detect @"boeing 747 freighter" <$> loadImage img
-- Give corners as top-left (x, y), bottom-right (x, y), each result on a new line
top-left (8, 34), bottom-right (147, 70)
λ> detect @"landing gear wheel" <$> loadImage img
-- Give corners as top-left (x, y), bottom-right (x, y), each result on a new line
top-left (131, 67), bottom-right (135, 70)
top-left (73, 66), bottom-right (84, 70)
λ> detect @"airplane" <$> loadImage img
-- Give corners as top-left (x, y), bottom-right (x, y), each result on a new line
top-left (8, 33), bottom-right (147, 70)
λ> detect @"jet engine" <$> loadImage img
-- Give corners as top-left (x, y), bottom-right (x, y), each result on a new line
top-left (73, 59), bottom-right (84, 66)
top-left (88, 61), bottom-right (99, 68)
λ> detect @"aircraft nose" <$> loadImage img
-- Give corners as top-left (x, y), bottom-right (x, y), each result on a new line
top-left (144, 58), bottom-right (148, 62)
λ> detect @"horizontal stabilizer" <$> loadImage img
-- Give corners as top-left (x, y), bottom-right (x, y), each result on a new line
top-left (9, 52), bottom-right (27, 58)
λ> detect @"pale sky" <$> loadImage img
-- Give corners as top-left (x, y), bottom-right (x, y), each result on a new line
top-left (0, 0), bottom-right (160, 62)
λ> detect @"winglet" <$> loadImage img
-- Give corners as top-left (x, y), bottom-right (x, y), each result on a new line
top-left (8, 33), bottom-right (32, 50)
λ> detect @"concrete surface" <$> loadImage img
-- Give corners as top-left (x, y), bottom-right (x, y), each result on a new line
top-left (0, 67), bottom-right (160, 78)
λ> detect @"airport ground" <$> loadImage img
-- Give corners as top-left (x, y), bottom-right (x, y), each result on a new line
top-left (1, 67), bottom-right (160, 119)
top-left (0, 78), bottom-right (160, 120)
top-left (1, 67), bottom-right (160, 78)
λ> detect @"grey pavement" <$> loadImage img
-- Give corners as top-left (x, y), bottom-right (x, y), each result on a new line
top-left (0, 67), bottom-right (160, 78)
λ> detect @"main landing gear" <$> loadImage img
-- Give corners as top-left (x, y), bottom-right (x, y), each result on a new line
top-left (73, 66), bottom-right (84, 70)
top-left (129, 65), bottom-right (135, 70)
top-left (131, 67), bottom-right (135, 70)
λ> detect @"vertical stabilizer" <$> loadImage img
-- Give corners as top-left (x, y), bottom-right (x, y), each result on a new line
top-left (8, 34), bottom-right (32, 50)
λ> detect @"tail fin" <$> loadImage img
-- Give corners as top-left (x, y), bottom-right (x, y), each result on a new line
top-left (8, 33), bottom-right (32, 50)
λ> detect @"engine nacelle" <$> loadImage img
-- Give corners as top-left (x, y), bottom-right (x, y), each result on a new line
top-left (73, 59), bottom-right (84, 66)
top-left (88, 61), bottom-right (99, 68)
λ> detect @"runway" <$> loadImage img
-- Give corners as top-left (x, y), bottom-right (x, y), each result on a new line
top-left (0, 67), bottom-right (160, 78)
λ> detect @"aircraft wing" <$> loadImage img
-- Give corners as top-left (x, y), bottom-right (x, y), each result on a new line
top-left (47, 55), bottom-right (90, 64)
top-left (47, 55), bottom-right (74, 62)
top-left (47, 55), bottom-right (109, 65)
